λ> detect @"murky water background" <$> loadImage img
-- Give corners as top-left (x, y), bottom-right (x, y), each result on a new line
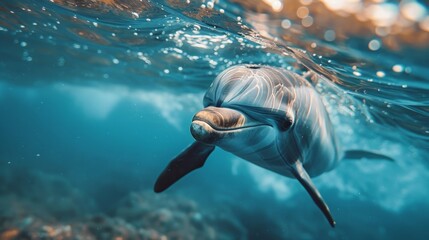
top-left (1, 0), bottom-right (428, 239)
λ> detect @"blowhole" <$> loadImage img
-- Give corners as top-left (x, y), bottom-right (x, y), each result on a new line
top-left (247, 65), bottom-right (261, 69)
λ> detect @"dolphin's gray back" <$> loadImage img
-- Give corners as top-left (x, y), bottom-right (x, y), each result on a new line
top-left (204, 65), bottom-right (340, 177)
top-left (204, 65), bottom-right (300, 111)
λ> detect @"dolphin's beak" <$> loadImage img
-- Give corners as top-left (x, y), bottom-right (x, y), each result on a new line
top-left (190, 106), bottom-right (271, 144)
top-left (193, 106), bottom-right (247, 130)
top-left (190, 106), bottom-right (249, 144)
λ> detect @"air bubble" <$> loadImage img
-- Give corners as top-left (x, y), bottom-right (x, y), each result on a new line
top-left (302, 16), bottom-right (313, 27)
top-left (368, 39), bottom-right (381, 51)
top-left (376, 71), bottom-right (385, 77)
top-left (392, 64), bottom-right (404, 73)
top-left (193, 24), bottom-right (201, 33)
top-left (281, 19), bottom-right (291, 29)
top-left (207, 1), bottom-right (214, 9)
top-left (132, 12), bottom-right (139, 18)
top-left (405, 67), bottom-right (412, 73)
top-left (324, 30), bottom-right (336, 41)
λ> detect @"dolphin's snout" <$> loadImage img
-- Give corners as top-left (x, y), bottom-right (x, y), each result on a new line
top-left (192, 106), bottom-right (245, 130)
top-left (190, 106), bottom-right (246, 144)
top-left (190, 120), bottom-right (218, 144)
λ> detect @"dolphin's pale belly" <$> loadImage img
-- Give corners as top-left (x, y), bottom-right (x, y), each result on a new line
top-left (231, 134), bottom-right (339, 179)
top-left (240, 142), bottom-right (296, 178)
top-left (218, 126), bottom-right (297, 178)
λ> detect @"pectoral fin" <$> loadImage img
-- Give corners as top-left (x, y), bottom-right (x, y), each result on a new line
top-left (154, 141), bottom-right (215, 193)
top-left (290, 160), bottom-right (336, 228)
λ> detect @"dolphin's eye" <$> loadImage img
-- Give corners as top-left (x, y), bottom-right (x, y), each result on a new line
top-left (279, 118), bottom-right (292, 131)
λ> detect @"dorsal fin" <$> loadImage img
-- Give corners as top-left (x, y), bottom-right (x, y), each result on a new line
top-left (343, 150), bottom-right (394, 161)
top-left (154, 141), bottom-right (215, 193)
top-left (290, 160), bottom-right (336, 228)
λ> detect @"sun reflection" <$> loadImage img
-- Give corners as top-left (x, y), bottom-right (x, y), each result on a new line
top-left (175, 31), bottom-right (233, 49)
top-left (232, 0), bottom-right (429, 51)
top-left (262, 0), bottom-right (283, 12)
top-left (401, 0), bottom-right (427, 22)
top-left (366, 3), bottom-right (398, 27)
top-left (322, 0), bottom-right (362, 14)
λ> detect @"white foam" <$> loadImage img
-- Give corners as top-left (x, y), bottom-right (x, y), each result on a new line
top-left (58, 84), bottom-right (123, 119)
top-left (56, 83), bottom-right (202, 128)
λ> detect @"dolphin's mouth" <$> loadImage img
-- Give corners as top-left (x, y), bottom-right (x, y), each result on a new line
top-left (191, 119), bottom-right (267, 132)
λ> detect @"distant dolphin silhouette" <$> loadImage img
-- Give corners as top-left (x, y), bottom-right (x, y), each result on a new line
top-left (154, 65), bottom-right (392, 227)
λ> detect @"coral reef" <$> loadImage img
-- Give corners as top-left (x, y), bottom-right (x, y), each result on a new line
top-left (0, 168), bottom-right (246, 240)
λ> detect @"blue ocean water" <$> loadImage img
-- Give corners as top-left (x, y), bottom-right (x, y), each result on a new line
top-left (0, 0), bottom-right (428, 239)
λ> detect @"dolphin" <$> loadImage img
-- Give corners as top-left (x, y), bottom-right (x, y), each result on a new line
top-left (154, 65), bottom-right (392, 227)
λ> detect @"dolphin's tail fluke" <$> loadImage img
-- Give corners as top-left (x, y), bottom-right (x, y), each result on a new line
top-left (343, 150), bottom-right (394, 162)
top-left (291, 160), bottom-right (336, 228)
top-left (154, 141), bottom-right (215, 193)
